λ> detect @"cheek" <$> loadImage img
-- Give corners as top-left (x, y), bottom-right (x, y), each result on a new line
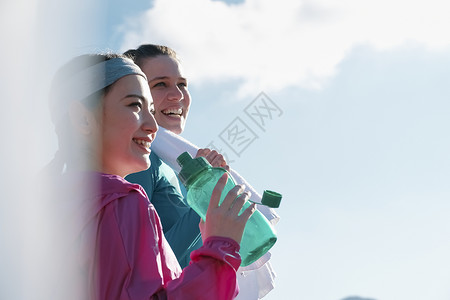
top-left (183, 93), bottom-right (191, 113)
top-left (153, 113), bottom-right (165, 126)
top-left (102, 115), bottom-right (131, 147)
top-left (101, 125), bottom-right (118, 151)
top-left (150, 90), bottom-right (165, 111)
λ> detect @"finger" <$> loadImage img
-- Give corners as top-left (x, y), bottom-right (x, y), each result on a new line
top-left (238, 202), bottom-right (257, 222)
top-left (220, 184), bottom-right (245, 211)
top-left (205, 150), bottom-right (219, 164)
top-left (195, 148), bottom-right (211, 158)
top-left (209, 173), bottom-right (228, 209)
top-left (209, 155), bottom-right (224, 167)
top-left (228, 191), bottom-right (251, 216)
top-left (198, 219), bottom-right (205, 231)
top-left (198, 220), bottom-right (206, 242)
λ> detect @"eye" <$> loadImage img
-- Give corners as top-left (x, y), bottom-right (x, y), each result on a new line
top-left (129, 101), bottom-right (143, 109)
top-left (177, 81), bottom-right (188, 88)
top-left (149, 104), bottom-right (156, 115)
top-left (152, 82), bottom-right (166, 88)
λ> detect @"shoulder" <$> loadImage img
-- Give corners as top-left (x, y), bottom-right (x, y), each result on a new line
top-left (99, 173), bottom-right (149, 207)
top-left (100, 174), bottom-right (158, 227)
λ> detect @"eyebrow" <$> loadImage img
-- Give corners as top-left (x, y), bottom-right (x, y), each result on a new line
top-left (149, 76), bottom-right (187, 82)
top-left (122, 94), bottom-right (148, 103)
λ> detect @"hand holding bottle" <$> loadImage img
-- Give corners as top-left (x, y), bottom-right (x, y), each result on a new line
top-left (199, 173), bottom-right (256, 244)
top-left (177, 151), bottom-right (280, 266)
top-left (195, 148), bottom-right (230, 171)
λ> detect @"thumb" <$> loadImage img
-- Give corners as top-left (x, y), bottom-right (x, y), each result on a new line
top-left (199, 219), bottom-right (206, 242)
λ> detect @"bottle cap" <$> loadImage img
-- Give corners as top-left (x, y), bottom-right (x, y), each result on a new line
top-left (261, 190), bottom-right (282, 208)
top-left (176, 151), bottom-right (194, 167)
top-left (177, 151), bottom-right (211, 186)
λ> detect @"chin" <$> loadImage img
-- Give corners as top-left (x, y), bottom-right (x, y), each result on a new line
top-left (142, 158), bottom-right (151, 170)
top-left (170, 128), bottom-right (183, 135)
top-left (167, 123), bottom-right (185, 135)
top-left (164, 119), bottom-right (186, 134)
top-left (132, 158), bottom-right (151, 173)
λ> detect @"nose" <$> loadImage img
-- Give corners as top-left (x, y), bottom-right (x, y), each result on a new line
top-left (167, 85), bottom-right (183, 102)
top-left (143, 108), bottom-right (158, 136)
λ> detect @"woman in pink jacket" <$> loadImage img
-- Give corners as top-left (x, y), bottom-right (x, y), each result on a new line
top-left (45, 53), bottom-right (255, 299)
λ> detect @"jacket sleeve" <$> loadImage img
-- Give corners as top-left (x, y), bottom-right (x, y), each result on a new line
top-left (95, 191), bottom-right (241, 300)
top-left (162, 237), bottom-right (241, 300)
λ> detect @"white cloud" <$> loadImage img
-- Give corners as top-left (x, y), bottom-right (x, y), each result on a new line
top-left (119, 0), bottom-right (450, 97)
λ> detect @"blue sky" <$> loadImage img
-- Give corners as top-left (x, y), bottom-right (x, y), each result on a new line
top-left (2, 0), bottom-right (450, 299)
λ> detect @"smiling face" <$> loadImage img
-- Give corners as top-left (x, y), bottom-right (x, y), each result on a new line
top-left (100, 74), bottom-right (158, 177)
top-left (140, 55), bottom-right (191, 134)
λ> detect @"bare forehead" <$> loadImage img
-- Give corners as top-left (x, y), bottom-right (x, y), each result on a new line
top-left (141, 55), bottom-right (184, 78)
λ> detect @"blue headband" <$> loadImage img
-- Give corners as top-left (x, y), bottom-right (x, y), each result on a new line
top-left (63, 57), bottom-right (146, 100)
top-left (51, 56), bottom-right (147, 124)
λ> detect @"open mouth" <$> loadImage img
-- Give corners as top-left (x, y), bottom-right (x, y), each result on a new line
top-left (162, 108), bottom-right (183, 117)
top-left (133, 138), bottom-right (151, 151)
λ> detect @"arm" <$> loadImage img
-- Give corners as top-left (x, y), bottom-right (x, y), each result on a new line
top-left (163, 237), bottom-right (241, 299)
top-left (95, 188), bottom-right (248, 300)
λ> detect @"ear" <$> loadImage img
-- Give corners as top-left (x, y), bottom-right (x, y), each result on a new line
top-left (68, 101), bottom-right (98, 136)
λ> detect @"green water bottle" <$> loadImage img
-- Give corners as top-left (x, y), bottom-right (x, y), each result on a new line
top-left (177, 151), bottom-right (281, 267)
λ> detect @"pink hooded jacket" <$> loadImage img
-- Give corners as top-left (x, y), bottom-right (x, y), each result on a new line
top-left (57, 172), bottom-right (241, 300)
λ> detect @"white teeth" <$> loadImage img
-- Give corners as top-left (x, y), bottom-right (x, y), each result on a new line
top-left (133, 139), bottom-right (151, 149)
top-left (162, 108), bottom-right (182, 115)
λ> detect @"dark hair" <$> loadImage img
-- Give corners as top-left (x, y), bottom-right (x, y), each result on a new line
top-left (123, 44), bottom-right (179, 68)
